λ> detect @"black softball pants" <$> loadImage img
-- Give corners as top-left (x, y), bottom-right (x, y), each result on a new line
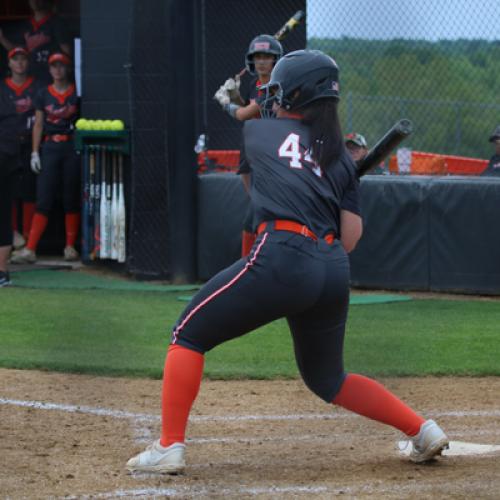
top-left (0, 152), bottom-right (17, 246)
top-left (12, 143), bottom-right (37, 202)
top-left (36, 141), bottom-right (81, 215)
top-left (172, 229), bottom-right (351, 403)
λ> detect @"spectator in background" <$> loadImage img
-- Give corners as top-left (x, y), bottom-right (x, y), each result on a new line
top-left (11, 52), bottom-right (79, 264)
top-left (1, 47), bottom-right (39, 251)
top-left (0, 0), bottom-right (71, 84)
top-left (345, 132), bottom-right (368, 162)
top-left (480, 126), bottom-right (500, 177)
top-left (345, 132), bottom-right (387, 175)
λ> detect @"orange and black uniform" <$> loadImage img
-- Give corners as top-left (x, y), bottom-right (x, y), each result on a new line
top-left (172, 117), bottom-right (361, 402)
top-left (1, 76), bottom-right (39, 202)
top-left (238, 76), bottom-right (266, 256)
top-left (34, 83), bottom-right (79, 215)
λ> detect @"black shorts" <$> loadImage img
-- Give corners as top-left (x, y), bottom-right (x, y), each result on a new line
top-left (172, 228), bottom-right (351, 402)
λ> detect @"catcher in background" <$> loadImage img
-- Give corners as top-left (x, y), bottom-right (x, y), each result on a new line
top-left (11, 52), bottom-right (79, 264)
top-left (127, 49), bottom-right (449, 475)
top-left (214, 34), bottom-right (284, 256)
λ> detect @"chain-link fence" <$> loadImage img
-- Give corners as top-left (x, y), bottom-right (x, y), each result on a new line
top-left (308, 0), bottom-right (499, 160)
top-left (201, 0), bottom-right (499, 162)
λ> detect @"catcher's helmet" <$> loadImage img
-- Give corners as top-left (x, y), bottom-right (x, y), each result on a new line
top-left (262, 49), bottom-right (340, 111)
top-left (245, 34), bottom-right (283, 75)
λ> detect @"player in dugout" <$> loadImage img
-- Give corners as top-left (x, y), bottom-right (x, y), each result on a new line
top-left (0, 0), bottom-right (71, 85)
top-left (214, 34), bottom-right (284, 256)
top-left (126, 49), bottom-right (449, 475)
top-left (1, 47), bottom-right (40, 251)
top-left (11, 52), bottom-right (80, 264)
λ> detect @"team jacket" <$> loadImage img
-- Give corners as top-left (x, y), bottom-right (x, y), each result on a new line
top-left (244, 118), bottom-right (361, 238)
top-left (34, 83), bottom-right (79, 136)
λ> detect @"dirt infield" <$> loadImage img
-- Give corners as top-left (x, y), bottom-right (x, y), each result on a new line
top-left (1, 369), bottom-right (500, 499)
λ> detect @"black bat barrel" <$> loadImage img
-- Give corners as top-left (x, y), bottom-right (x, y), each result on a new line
top-left (356, 119), bottom-right (413, 177)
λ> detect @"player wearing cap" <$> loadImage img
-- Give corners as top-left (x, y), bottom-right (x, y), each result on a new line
top-left (345, 132), bottom-right (368, 162)
top-left (1, 47), bottom-right (40, 251)
top-left (126, 49), bottom-right (449, 474)
top-left (0, 0), bottom-right (71, 84)
top-left (11, 52), bottom-right (80, 264)
top-left (480, 125), bottom-right (500, 177)
top-left (214, 34), bottom-right (284, 256)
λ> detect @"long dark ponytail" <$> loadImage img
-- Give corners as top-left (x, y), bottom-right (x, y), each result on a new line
top-left (301, 99), bottom-right (343, 171)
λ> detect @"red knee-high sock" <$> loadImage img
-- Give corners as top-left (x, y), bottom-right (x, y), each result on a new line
top-left (333, 374), bottom-right (425, 436)
top-left (22, 202), bottom-right (36, 240)
top-left (11, 203), bottom-right (18, 232)
top-left (26, 213), bottom-right (49, 251)
top-left (241, 230), bottom-right (256, 257)
top-left (65, 212), bottom-right (80, 247)
top-left (161, 344), bottom-right (204, 447)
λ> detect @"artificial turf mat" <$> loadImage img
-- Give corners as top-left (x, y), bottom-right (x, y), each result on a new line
top-left (10, 269), bottom-right (201, 293)
top-left (176, 294), bottom-right (412, 305)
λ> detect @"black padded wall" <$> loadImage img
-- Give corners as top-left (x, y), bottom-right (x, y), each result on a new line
top-left (349, 176), bottom-right (431, 290)
top-left (428, 177), bottom-right (500, 293)
top-left (197, 174), bottom-right (249, 280)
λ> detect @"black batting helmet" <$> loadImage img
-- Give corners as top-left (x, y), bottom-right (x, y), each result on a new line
top-left (245, 34), bottom-right (283, 75)
top-left (262, 49), bottom-right (340, 111)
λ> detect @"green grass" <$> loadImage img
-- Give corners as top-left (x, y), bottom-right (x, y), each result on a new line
top-left (1, 288), bottom-right (500, 378)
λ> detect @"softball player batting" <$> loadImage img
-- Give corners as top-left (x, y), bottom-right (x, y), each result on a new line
top-left (127, 50), bottom-right (449, 474)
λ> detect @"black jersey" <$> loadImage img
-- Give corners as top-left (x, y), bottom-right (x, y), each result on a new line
top-left (0, 76), bottom-right (38, 138)
top-left (240, 76), bottom-right (261, 105)
top-left (35, 84), bottom-right (79, 136)
top-left (0, 89), bottom-right (20, 156)
top-left (481, 154), bottom-right (500, 177)
top-left (20, 14), bottom-right (69, 81)
top-left (243, 118), bottom-right (360, 238)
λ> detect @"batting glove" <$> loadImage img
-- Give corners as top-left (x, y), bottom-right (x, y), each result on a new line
top-left (30, 151), bottom-right (41, 174)
top-left (224, 75), bottom-right (242, 103)
top-left (214, 86), bottom-right (230, 106)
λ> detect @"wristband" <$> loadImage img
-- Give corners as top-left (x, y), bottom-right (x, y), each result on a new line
top-left (223, 103), bottom-right (240, 118)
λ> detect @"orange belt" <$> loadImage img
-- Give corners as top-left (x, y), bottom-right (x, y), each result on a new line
top-left (44, 134), bottom-right (71, 143)
top-left (257, 220), bottom-right (335, 244)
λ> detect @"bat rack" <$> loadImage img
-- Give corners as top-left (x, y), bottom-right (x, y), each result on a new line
top-left (76, 130), bottom-right (130, 266)
top-left (74, 129), bottom-right (130, 155)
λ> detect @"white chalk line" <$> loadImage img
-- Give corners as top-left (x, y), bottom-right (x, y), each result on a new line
top-left (65, 475), bottom-right (500, 499)
top-left (2, 397), bottom-right (500, 423)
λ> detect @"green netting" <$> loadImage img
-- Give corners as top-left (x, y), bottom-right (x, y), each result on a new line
top-left (10, 270), bottom-right (202, 293)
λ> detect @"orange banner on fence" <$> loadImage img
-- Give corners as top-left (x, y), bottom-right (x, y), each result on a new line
top-left (389, 151), bottom-right (488, 175)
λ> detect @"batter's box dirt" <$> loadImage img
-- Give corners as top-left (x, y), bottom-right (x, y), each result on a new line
top-left (1, 368), bottom-right (499, 499)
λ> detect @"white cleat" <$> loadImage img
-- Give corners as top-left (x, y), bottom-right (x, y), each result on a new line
top-left (13, 231), bottom-right (26, 250)
top-left (63, 245), bottom-right (80, 261)
top-left (10, 247), bottom-right (36, 264)
top-left (409, 419), bottom-right (449, 463)
top-left (126, 440), bottom-right (186, 474)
